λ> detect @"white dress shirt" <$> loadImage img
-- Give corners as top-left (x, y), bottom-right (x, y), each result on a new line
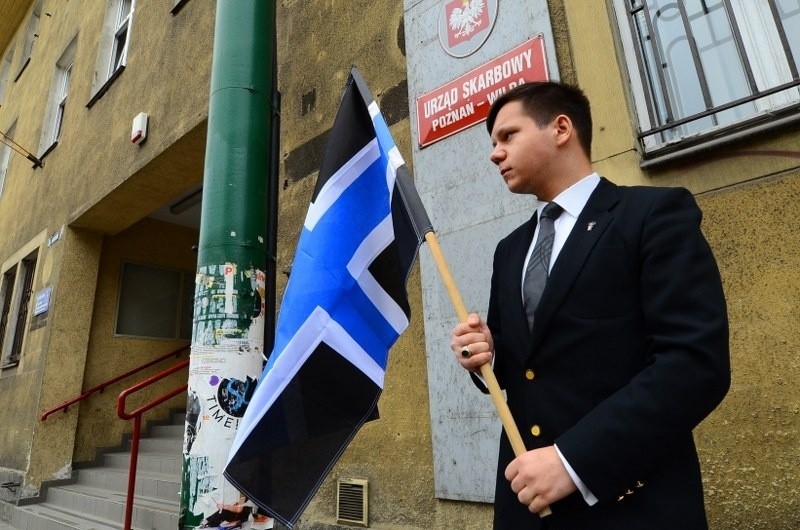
top-left (521, 172), bottom-right (601, 506)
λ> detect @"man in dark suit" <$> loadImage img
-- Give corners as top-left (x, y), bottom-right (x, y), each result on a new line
top-left (450, 81), bottom-right (730, 529)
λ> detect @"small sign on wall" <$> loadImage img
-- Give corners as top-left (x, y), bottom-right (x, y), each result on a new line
top-left (34, 286), bottom-right (52, 316)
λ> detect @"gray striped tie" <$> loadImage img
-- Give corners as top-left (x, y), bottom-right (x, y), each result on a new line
top-left (523, 202), bottom-right (563, 330)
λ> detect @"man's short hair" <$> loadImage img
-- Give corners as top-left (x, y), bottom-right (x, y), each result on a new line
top-left (486, 81), bottom-right (593, 158)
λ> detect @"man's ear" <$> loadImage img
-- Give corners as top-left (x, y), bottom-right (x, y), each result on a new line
top-left (553, 114), bottom-right (573, 147)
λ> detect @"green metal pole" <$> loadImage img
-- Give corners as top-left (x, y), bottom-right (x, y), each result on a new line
top-left (180, 2), bottom-right (275, 529)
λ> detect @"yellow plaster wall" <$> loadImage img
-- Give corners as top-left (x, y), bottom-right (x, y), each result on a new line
top-left (562, 1), bottom-right (800, 528)
top-left (0, 231), bottom-right (49, 479)
top-left (272, 2), bottom-right (442, 526)
top-left (73, 218), bottom-right (198, 464)
top-left (0, 0), bottom-right (213, 495)
top-left (696, 174), bottom-right (800, 529)
top-left (26, 228), bottom-right (103, 491)
top-left (3, 0), bottom-right (796, 527)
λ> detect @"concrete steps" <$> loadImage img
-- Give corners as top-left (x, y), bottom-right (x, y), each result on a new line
top-left (8, 414), bottom-right (185, 530)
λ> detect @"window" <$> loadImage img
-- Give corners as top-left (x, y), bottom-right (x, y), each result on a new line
top-left (54, 64), bottom-right (72, 142)
top-left (0, 121), bottom-right (16, 199)
top-left (15, 0), bottom-right (43, 81)
top-left (40, 36), bottom-right (77, 155)
top-left (0, 251), bottom-right (38, 368)
top-left (110, 0), bottom-right (133, 76)
top-left (0, 50), bottom-right (13, 106)
top-left (89, 0), bottom-right (135, 105)
top-left (115, 262), bottom-right (193, 340)
top-left (613, 0), bottom-right (800, 158)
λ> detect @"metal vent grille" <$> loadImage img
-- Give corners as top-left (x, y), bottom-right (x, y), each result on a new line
top-left (336, 478), bottom-right (369, 527)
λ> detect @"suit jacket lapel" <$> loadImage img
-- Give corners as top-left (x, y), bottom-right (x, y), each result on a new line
top-left (529, 178), bottom-right (621, 354)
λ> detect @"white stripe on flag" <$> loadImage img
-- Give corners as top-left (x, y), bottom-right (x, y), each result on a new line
top-left (348, 215), bottom-right (409, 334)
top-left (367, 101), bottom-right (380, 120)
top-left (227, 307), bottom-right (327, 462)
top-left (305, 139), bottom-right (380, 231)
top-left (227, 305), bottom-right (385, 463)
top-left (324, 318), bottom-right (385, 388)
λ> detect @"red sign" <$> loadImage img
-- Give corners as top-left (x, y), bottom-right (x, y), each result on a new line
top-left (416, 35), bottom-right (549, 149)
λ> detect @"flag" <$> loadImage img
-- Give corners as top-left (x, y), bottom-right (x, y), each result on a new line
top-left (224, 66), bottom-right (432, 528)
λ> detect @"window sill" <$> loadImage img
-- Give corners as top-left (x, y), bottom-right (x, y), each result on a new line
top-left (13, 57), bottom-right (30, 83)
top-left (171, 0), bottom-right (191, 15)
top-left (39, 141), bottom-right (57, 161)
top-left (639, 109), bottom-right (800, 170)
top-left (86, 65), bottom-right (125, 109)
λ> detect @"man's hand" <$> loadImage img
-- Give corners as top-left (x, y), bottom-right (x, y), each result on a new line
top-left (450, 313), bottom-right (494, 371)
top-left (505, 445), bottom-right (577, 513)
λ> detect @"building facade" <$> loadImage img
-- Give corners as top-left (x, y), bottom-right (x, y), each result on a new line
top-left (0, 0), bottom-right (797, 529)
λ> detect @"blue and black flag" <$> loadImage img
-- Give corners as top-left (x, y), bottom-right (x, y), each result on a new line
top-left (225, 67), bottom-right (432, 529)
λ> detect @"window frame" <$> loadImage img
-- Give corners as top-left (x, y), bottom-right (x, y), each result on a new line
top-left (612, 0), bottom-right (800, 164)
top-left (171, 0), bottom-right (192, 15)
top-left (0, 267), bottom-right (18, 366)
top-left (39, 36), bottom-right (78, 157)
top-left (87, 0), bottom-right (136, 107)
top-left (0, 49), bottom-right (14, 107)
top-left (0, 237), bottom-right (43, 371)
top-left (14, 0), bottom-right (44, 82)
top-left (0, 120), bottom-right (17, 199)
top-left (53, 62), bottom-right (72, 143)
top-left (109, 0), bottom-right (133, 77)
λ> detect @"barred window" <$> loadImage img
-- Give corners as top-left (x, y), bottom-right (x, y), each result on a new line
top-left (0, 251), bottom-right (38, 368)
top-left (613, 0), bottom-right (800, 160)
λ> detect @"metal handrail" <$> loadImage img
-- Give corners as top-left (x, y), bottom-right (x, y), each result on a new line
top-left (117, 357), bottom-right (190, 530)
top-left (40, 344), bottom-right (190, 421)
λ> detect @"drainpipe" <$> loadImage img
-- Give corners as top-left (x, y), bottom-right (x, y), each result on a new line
top-left (180, 1), bottom-right (275, 528)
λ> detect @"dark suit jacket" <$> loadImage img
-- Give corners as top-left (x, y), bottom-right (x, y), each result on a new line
top-left (480, 178), bottom-right (730, 530)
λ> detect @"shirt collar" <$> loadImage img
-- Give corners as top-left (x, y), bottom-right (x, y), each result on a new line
top-left (536, 173), bottom-right (601, 219)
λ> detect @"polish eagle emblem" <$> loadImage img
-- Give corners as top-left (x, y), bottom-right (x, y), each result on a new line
top-left (449, 0), bottom-right (486, 38)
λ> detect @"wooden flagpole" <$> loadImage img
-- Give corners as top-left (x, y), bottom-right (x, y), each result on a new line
top-left (424, 231), bottom-right (552, 518)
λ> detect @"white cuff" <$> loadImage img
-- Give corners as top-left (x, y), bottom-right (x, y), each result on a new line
top-left (554, 444), bottom-right (598, 506)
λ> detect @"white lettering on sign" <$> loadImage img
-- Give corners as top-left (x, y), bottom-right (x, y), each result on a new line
top-left (486, 78), bottom-right (527, 105)
top-left (415, 35), bottom-right (549, 148)
top-left (423, 87), bottom-right (460, 118)
top-left (462, 49), bottom-right (533, 99)
top-left (431, 102), bottom-right (477, 131)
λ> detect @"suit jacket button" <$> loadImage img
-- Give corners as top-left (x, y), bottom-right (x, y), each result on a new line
top-left (524, 369), bottom-right (535, 380)
top-left (530, 425), bottom-right (541, 437)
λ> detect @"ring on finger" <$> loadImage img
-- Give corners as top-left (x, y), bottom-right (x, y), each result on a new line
top-left (461, 346), bottom-right (471, 358)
